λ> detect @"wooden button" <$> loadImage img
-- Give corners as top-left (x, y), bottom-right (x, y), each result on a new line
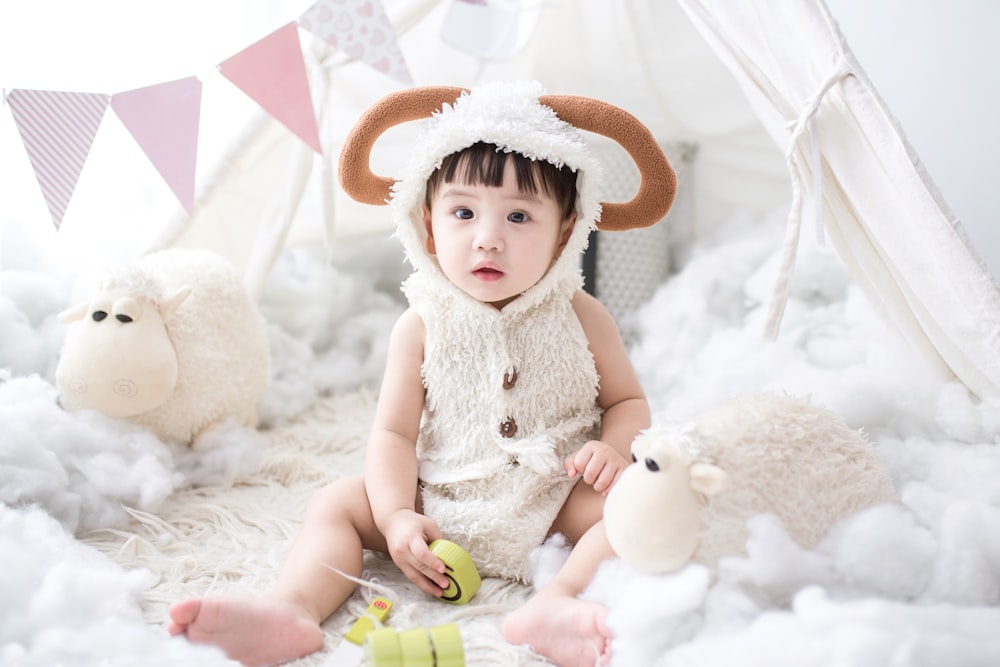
top-left (503, 368), bottom-right (518, 390)
top-left (499, 418), bottom-right (517, 438)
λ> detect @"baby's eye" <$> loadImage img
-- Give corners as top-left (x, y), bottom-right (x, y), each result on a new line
top-left (454, 207), bottom-right (474, 220)
top-left (508, 211), bottom-right (528, 223)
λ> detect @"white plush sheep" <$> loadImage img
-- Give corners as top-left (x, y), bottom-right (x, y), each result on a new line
top-left (55, 248), bottom-right (271, 445)
top-left (604, 393), bottom-right (898, 574)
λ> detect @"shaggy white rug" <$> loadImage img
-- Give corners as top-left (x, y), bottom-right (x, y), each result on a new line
top-left (80, 389), bottom-right (550, 667)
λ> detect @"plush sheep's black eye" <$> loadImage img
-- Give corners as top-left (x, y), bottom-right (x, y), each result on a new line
top-left (645, 457), bottom-right (660, 472)
top-left (631, 453), bottom-right (637, 463)
top-left (92, 311), bottom-right (108, 322)
top-left (116, 314), bottom-right (134, 323)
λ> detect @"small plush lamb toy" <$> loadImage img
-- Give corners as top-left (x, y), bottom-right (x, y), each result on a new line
top-left (55, 248), bottom-right (271, 445)
top-left (603, 393), bottom-right (897, 574)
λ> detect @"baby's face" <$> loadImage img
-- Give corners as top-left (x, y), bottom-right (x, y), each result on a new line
top-left (423, 160), bottom-right (574, 309)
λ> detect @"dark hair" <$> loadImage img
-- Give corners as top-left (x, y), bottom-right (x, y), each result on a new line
top-left (425, 142), bottom-right (578, 220)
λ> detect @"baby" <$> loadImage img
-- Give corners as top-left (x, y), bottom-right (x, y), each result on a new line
top-left (168, 81), bottom-right (675, 667)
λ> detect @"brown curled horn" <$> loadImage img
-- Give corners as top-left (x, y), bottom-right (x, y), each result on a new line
top-left (540, 94), bottom-right (676, 231)
top-left (338, 86), bottom-right (467, 205)
top-left (338, 87), bottom-right (676, 232)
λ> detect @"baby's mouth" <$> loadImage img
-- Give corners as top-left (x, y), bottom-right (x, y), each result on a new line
top-left (473, 266), bottom-right (504, 282)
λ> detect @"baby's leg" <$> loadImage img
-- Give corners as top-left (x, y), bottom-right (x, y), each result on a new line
top-left (168, 476), bottom-right (386, 666)
top-left (503, 483), bottom-right (617, 667)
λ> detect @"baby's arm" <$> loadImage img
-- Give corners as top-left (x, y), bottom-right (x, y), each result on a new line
top-left (364, 308), bottom-right (450, 596)
top-left (567, 291), bottom-right (650, 494)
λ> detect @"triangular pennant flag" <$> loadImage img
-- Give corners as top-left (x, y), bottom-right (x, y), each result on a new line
top-left (6, 89), bottom-right (110, 229)
top-left (298, 0), bottom-right (413, 84)
top-left (218, 22), bottom-right (322, 154)
top-left (111, 77), bottom-right (202, 214)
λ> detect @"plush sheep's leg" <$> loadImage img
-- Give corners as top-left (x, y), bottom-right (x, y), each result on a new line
top-left (168, 476), bottom-right (382, 665)
top-left (503, 483), bottom-right (616, 667)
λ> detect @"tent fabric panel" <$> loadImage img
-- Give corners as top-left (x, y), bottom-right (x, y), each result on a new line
top-left (679, 0), bottom-right (1000, 398)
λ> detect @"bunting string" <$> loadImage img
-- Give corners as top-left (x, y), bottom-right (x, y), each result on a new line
top-left (3, 0), bottom-right (410, 231)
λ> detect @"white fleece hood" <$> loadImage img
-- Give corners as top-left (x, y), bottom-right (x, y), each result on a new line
top-left (389, 81), bottom-right (603, 312)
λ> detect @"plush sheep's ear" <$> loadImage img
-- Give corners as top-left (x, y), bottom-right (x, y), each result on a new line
top-left (160, 286), bottom-right (192, 320)
top-left (58, 302), bottom-right (89, 323)
top-left (690, 463), bottom-right (728, 497)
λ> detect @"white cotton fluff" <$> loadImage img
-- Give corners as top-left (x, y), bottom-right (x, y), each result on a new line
top-left (256, 243), bottom-right (405, 426)
top-left (816, 502), bottom-right (937, 600)
top-left (0, 373), bottom-right (176, 533)
top-left (0, 284), bottom-right (57, 377)
top-left (652, 587), bottom-right (1000, 667)
top-left (0, 505), bottom-right (237, 667)
top-left (580, 558), bottom-right (712, 667)
top-left (0, 372), bottom-right (264, 533)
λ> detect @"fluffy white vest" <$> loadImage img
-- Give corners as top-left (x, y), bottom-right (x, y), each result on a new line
top-left (406, 269), bottom-right (600, 581)
top-left (389, 82), bottom-right (609, 580)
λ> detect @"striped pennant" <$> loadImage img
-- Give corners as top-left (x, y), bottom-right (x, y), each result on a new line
top-left (7, 89), bottom-right (110, 229)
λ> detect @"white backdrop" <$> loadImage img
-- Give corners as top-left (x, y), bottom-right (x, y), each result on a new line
top-left (826, 0), bottom-right (1000, 279)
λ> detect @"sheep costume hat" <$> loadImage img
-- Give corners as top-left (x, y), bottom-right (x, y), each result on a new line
top-left (338, 81), bottom-right (676, 579)
top-left (339, 80), bottom-right (677, 279)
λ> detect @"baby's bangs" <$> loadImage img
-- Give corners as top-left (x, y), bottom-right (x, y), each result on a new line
top-left (428, 142), bottom-right (577, 219)
top-left (442, 143), bottom-right (535, 192)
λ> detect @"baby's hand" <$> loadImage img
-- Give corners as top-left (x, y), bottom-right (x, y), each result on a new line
top-left (382, 510), bottom-right (451, 597)
top-left (564, 441), bottom-right (630, 495)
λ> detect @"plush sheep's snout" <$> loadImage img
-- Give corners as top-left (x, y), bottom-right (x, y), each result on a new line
top-left (60, 375), bottom-right (140, 399)
top-left (605, 443), bottom-right (705, 574)
top-left (57, 293), bottom-right (181, 419)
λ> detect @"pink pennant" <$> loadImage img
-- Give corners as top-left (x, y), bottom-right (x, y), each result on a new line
top-left (298, 0), bottom-right (413, 85)
top-left (6, 89), bottom-right (110, 229)
top-left (218, 22), bottom-right (322, 154)
top-left (111, 77), bottom-right (202, 214)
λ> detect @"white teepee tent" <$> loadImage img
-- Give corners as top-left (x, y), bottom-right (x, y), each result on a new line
top-left (153, 0), bottom-right (1000, 399)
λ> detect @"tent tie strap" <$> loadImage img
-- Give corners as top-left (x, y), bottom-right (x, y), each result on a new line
top-left (764, 57), bottom-right (854, 340)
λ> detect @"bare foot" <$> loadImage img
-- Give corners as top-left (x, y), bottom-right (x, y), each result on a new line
top-left (168, 597), bottom-right (324, 666)
top-left (502, 592), bottom-right (612, 667)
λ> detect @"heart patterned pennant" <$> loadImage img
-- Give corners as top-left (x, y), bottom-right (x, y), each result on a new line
top-left (298, 0), bottom-right (413, 84)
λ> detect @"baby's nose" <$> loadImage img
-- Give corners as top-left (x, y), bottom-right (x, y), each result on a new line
top-left (474, 219), bottom-right (504, 251)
